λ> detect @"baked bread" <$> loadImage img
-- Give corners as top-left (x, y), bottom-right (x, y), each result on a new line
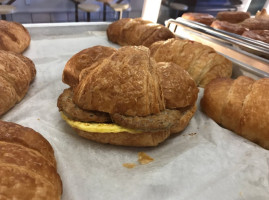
top-left (106, 18), bottom-right (175, 47)
top-left (62, 45), bottom-right (117, 88)
top-left (216, 11), bottom-right (250, 23)
top-left (182, 12), bottom-right (215, 25)
top-left (255, 8), bottom-right (269, 20)
top-left (0, 120), bottom-right (62, 199)
top-left (242, 30), bottom-right (269, 44)
top-left (239, 18), bottom-right (269, 30)
top-left (0, 20), bottom-right (31, 53)
top-left (201, 76), bottom-right (269, 149)
top-left (58, 45), bottom-right (198, 146)
top-left (0, 50), bottom-right (36, 116)
top-left (149, 38), bottom-right (233, 87)
top-left (211, 20), bottom-right (248, 35)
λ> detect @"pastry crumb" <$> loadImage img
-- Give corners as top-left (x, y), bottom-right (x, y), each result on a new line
top-left (138, 152), bottom-right (154, 165)
top-left (189, 132), bottom-right (197, 136)
top-left (123, 163), bottom-right (136, 169)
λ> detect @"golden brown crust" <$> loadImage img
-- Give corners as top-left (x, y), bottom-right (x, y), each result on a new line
top-left (0, 120), bottom-right (62, 200)
top-left (156, 62), bottom-right (198, 108)
top-left (73, 46), bottom-right (165, 117)
top-left (255, 8), bottom-right (269, 20)
top-left (106, 18), bottom-right (175, 47)
top-left (182, 12), bottom-right (215, 25)
top-left (216, 11), bottom-right (250, 23)
top-left (0, 20), bottom-right (31, 53)
top-left (149, 38), bottom-right (232, 87)
top-left (201, 78), bottom-right (233, 123)
top-left (242, 30), bottom-right (269, 43)
top-left (0, 50), bottom-right (36, 116)
top-left (210, 20), bottom-right (248, 35)
top-left (221, 76), bottom-right (255, 133)
top-left (239, 18), bottom-right (269, 30)
top-left (240, 78), bottom-right (269, 149)
top-left (201, 76), bottom-right (269, 150)
top-left (62, 45), bottom-right (116, 88)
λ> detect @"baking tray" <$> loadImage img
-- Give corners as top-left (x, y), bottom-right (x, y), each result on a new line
top-left (165, 18), bottom-right (269, 76)
top-left (2, 22), bottom-right (269, 200)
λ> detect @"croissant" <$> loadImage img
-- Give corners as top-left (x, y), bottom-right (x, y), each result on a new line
top-left (0, 120), bottom-right (62, 199)
top-left (239, 18), bottom-right (269, 30)
top-left (0, 50), bottom-right (36, 116)
top-left (211, 20), bottom-right (248, 35)
top-left (58, 45), bottom-right (198, 146)
top-left (201, 76), bottom-right (269, 149)
top-left (0, 20), bottom-right (31, 53)
top-left (216, 11), bottom-right (250, 23)
top-left (149, 38), bottom-right (233, 87)
top-left (106, 18), bottom-right (175, 47)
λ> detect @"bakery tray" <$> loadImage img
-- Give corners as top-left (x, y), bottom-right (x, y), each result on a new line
top-left (2, 22), bottom-right (269, 200)
top-left (165, 18), bottom-right (269, 76)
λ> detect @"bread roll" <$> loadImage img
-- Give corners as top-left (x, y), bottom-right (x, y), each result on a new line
top-left (201, 76), bottom-right (269, 149)
top-left (0, 50), bottom-right (36, 116)
top-left (239, 18), bottom-right (269, 30)
top-left (211, 20), bottom-right (248, 35)
top-left (182, 12), bottom-right (215, 25)
top-left (216, 11), bottom-right (250, 23)
top-left (0, 20), bottom-right (31, 53)
top-left (106, 18), bottom-right (175, 47)
top-left (73, 45), bottom-right (165, 117)
top-left (149, 38), bottom-right (232, 87)
top-left (0, 120), bottom-right (62, 199)
top-left (255, 8), bottom-right (269, 20)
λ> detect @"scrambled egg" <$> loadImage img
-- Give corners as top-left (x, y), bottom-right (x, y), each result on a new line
top-left (61, 112), bottom-right (142, 134)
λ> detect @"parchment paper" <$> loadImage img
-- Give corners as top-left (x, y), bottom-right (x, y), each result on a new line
top-left (2, 23), bottom-right (269, 200)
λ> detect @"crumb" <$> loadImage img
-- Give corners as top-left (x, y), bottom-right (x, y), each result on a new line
top-left (188, 132), bottom-right (197, 136)
top-left (37, 118), bottom-right (40, 121)
top-left (123, 163), bottom-right (136, 169)
top-left (138, 152), bottom-right (154, 165)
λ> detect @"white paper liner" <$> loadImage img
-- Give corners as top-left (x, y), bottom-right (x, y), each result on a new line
top-left (2, 25), bottom-right (269, 200)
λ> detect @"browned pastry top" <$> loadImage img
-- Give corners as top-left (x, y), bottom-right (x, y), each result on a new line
top-left (211, 20), bottom-right (248, 35)
top-left (73, 45), bottom-right (166, 117)
top-left (63, 45), bottom-right (117, 88)
top-left (216, 11), bottom-right (250, 23)
top-left (239, 18), bottom-right (269, 30)
top-left (149, 38), bottom-right (232, 87)
top-left (0, 120), bottom-right (62, 200)
top-left (0, 50), bottom-right (36, 116)
top-left (106, 18), bottom-right (175, 47)
top-left (182, 12), bottom-right (215, 25)
top-left (255, 8), bottom-right (269, 20)
top-left (201, 76), bottom-right (269, 149)
top-left (0, 20), bottom-right (31, 53)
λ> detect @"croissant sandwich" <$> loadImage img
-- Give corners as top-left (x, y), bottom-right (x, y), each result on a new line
top-left (149, 38), bottom-right (233, 87)
top-left (0, 120), bottom-right (62, 199)
top-left (0, 20), bottom-right (31, 53)
top-left (0, 50), bottom-right (36, 116)
top-left (201, 76), bottom-right (269, 150)
top-left (58, 45), bottom-right (199, 146)
top-left (106, 18), bottom-right (175, 47)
